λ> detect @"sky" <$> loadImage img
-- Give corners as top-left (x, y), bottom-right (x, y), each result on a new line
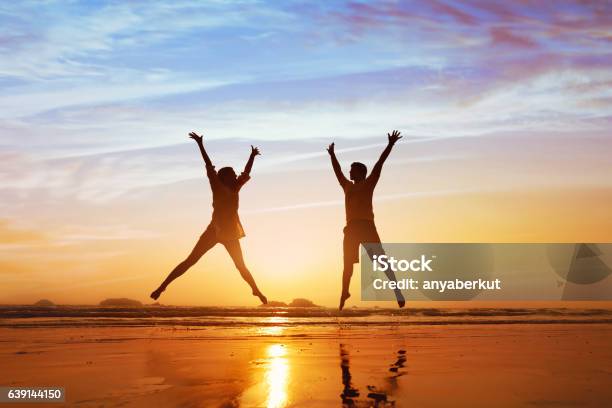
top-left (1, 0), bottom-right (611, 306)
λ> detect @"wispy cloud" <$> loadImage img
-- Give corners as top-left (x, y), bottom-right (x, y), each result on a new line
top-left (0, 219), bottom-right (47, 244)
top-left (242, 189), bottom-right (471, 214)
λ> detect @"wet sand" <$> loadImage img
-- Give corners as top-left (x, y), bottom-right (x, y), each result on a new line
top-left (1, 322), bottom-right (611, 407)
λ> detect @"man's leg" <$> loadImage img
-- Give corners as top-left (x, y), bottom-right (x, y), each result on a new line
top-left (340, 226), bottom-right (358, 311)
top-left (340, 258), bottom-right (354, 310)
top-left (222, 239), bottom-right (267, 304)
top-left (150, 228), bottom-right (217, 300)
top-left (365, 229), bottom-right (405, 308)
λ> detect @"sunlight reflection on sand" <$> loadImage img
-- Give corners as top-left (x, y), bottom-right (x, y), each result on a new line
top-left (265, 344), bottom-right (289, 408)
top-left (256, 317), bottom-right (289, 336)
top-left (239, 341), bottom-right (291, 407)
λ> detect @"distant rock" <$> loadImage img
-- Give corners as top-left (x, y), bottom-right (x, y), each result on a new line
top-left (257, 299), bottom-right (320, 307)
top-left (259, 300), bottom-right (288, 307)
top-left (99, 298), bottom-right (143, 307)
top-left (33, 299), bottom-right (55, 307)
top-left (288, 298), bottom-right (319, 308)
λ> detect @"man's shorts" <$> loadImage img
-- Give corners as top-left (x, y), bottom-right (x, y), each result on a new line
top-left (343, 219), bottom-right (383, 264)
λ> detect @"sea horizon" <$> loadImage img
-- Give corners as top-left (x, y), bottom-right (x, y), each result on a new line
top-left (2, 305), bottom-right (611, 329)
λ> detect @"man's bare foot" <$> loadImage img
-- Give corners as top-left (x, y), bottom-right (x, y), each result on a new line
top-left (253, 290), bottom-right (267, 305)
top-left (395, 290), bottom-right (405, 308)
top-left (150, 288), bottom-right (164, 301)
top-left (339, 292), bottom-right (351, 311)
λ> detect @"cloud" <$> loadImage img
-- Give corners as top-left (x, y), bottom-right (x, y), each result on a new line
top-left (0, 76), bottom-right (235, 119)
top-left (1, 0), bottom-right (610, 139)
top-left (0, 1), bottom-right (299, 121)
top-left (489, 27), bottom-right (538, 48)
top-left (0, 1), bottom-right (294, 80)
top-left (428, 1), bottom-right (478, 25)
top-left (0, 3), bottom-right (610, 220)
top-left (242, 189), bottom-right (471, 214)
top-left (0, 219), bottom-right (47, 244)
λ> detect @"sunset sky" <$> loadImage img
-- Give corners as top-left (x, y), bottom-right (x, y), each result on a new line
top-left (1, 1), bottom-right (611, 306)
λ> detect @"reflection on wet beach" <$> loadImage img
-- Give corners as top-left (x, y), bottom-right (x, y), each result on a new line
top-left (340, 344), bottom-right (408, 407)
top-left (265, 344), bottom-right (289, 408)
top-left (256, 317), bottom-right (289, 336)
top-left (340, 344), bottom-right (360, 405)
top-left (240, 340), bottom-right (290, 407)
top-left (239, 332), bottom-right (408, 407)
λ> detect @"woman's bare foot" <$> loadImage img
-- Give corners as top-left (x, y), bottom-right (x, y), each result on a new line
top-left (150, 287), bottom-right (164, 301)
top-left (253, 290), bottom-right (267, 305)
top-left (339, 291), bottom-right (351, 311)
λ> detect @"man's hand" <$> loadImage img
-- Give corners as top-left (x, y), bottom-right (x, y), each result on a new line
top-left (327, 142), bottom-right (335, 155)
top-left (189, 132), bottom-right (203, 144)
top-left (387, 130), bottom-right (402, 145)
top-left (251, 145), bottom-right (261, 156)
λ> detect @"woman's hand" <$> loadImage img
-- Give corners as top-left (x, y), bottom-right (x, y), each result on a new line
top-left (189, 132), bottom-right (203, 144)
top-left (251, 145), bottom-right (261, 156)
top-left (327, 142), bottom-right (335, 155)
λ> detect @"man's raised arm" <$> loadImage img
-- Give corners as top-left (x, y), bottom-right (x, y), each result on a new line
top-left (327, 142), bottom-right (349, 188)
top-left (369, 130), bottom-right (402, 183)
top-left (189, 131), bottom-right (215, 176)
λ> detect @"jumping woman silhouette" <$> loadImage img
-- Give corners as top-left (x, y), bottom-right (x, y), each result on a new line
top-left (150, 132), bottom-right (267, 304)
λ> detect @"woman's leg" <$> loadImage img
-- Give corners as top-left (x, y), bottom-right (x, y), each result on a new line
top-left (222, 240), bottom-right (267, 304)
top-left (150, 228), bottom-right (217, 300)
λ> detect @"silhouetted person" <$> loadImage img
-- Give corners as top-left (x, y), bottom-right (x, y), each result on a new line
top-left (327, 130), bottom-right (405, 310)
top-left (340, 344), bottom-right (359, 405)
top-left (150, 132), bottom-right (267, 304)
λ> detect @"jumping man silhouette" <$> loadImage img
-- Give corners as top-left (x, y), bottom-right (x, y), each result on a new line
top-left (327, 130), bottom-right (406, 310)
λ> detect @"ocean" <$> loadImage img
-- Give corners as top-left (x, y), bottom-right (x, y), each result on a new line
top-left (1, 306), bottom-right (610, 328)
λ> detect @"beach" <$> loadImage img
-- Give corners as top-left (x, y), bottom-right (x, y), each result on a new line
top-left (1, 307), bottom-right (611, 407)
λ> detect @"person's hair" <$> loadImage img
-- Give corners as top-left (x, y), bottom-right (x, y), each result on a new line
top-left (351, 162), bottom-right (367, 179)
top-left (218, 167), bottom-right (237, 188)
